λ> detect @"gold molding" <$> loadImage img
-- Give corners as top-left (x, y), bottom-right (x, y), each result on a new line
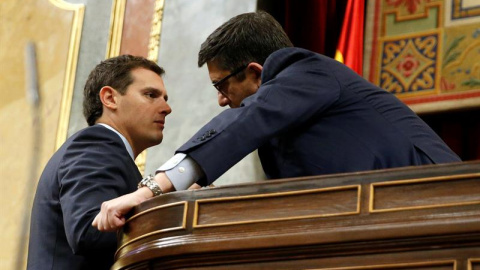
top-left (135, 0), bottom-right (166, 174)
top-left (369, 173), bottom-right (480, 213)
top-left (116, 201), bottom-right (188, 257)
top-left (125, 200), bottom-right (187, 223)
top-left (307, 260), bottom-right (456, 270)
top-left (106, 0), bottom-right (126, 58)
top-left (147, 0), bottom-right (165, 61)
top-left (193, 185), bottom-right (361, 228)
top-left (468, 258), bottom-right (480, 270)
top-left (50, 0), bottom-right (85, 150)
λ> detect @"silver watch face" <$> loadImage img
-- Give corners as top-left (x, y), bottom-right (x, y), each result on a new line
top-left (138, 175), bottom-right (153, 188)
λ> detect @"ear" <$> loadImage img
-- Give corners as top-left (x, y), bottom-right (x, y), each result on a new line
top-left (246, 62), bottom-right (263, 86)
top-left (99, 86), bottom-right (118, 110)
top-left (247, 62), bottom-right (263, 79)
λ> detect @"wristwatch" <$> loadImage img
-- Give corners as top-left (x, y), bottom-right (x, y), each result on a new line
top-left (137, 174), bottom-right (163, 196)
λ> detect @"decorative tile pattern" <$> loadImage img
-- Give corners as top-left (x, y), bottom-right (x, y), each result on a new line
top-left (365, 0), bottom-right (480, 113)
top-left (441, 24), bottom-right (480, 92)
top-left (452, 0), bottom-right (480, 20)
top-left (379, 32), bottom-right (439, 95)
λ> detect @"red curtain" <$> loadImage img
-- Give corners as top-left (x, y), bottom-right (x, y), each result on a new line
top-left (334, 0), bottom-right (365, 75)
top-left (284, 0), bottom-right (346, 58)
top-left (421, 110), bottom-right (480, 161)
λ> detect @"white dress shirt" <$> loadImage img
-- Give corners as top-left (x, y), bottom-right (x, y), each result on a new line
top-left (156, 154), bottom-right (204, 190)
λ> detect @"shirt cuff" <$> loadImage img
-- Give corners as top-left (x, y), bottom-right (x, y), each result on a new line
top-left (156, 154), bottom-right (205, 191)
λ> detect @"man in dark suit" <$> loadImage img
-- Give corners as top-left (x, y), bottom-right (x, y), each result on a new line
top-left (92, 11), bottom-right (460, 232)
top-left (27, 55), bottom-right (171, 269)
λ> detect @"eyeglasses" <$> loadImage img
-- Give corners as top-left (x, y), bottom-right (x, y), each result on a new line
top-left (213, 65), bottom-right (248, 91)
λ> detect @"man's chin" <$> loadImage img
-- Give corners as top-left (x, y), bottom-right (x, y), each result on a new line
top-left (152, 137), bottom-right (163, 146)
top-left (146, 136), bottom-right (163, 148)
top-left (153, 137), bottom-right (163, 146)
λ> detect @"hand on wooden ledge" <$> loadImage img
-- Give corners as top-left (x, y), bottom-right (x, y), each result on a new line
top-left (92, 187), bottom-right (151, 232)
top-left (92, 172), bottom-right (175, 231)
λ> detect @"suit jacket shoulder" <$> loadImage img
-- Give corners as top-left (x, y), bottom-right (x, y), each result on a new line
top-left (27, 125), bottom-right (142, 270)
top-left (177, 48), bottom-right (342, 183)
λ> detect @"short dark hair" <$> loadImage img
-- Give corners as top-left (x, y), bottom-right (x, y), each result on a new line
top-left (198, 10), bottom-right (293, 73)
top-left (83, 55), bottom-right (165, 126)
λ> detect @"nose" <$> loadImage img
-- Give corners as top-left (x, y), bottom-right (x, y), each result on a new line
top-left (162, 100), bottom-right (172, 115)
top-left (217, 91), bottom-right (230, 107)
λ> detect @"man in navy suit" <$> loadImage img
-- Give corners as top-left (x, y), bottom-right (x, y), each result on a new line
top-left (92, 11), bottom-right (460, 232)
top-left (27, 55), bottom-right (172, 269)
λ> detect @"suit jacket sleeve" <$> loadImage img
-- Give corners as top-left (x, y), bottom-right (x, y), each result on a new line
top-left (177, 48), bottom-right (341, 183)
top-left (58, 127), bottom-right (140, 254)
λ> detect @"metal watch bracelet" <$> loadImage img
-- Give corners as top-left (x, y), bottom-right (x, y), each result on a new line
top-left (138, 174), bottom-right (163, 196)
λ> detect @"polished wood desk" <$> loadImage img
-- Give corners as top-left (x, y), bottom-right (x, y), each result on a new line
top-left (112, 161), bottom-right (480, 270)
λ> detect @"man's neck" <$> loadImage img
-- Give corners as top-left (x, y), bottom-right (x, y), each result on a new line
top-left (95, 122), bottom-right (137, 160)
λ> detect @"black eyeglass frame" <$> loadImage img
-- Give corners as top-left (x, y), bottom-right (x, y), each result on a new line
top-left (212, 65), bottom-right (248, 92)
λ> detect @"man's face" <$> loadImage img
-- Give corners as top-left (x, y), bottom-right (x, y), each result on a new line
top-left (207, 62), bottom-right (259, 108)
top-left (115, 68), bottom-right (171, 154)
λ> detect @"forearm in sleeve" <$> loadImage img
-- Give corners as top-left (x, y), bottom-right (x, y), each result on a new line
top-left (156, 154), bottom-right (205, 190)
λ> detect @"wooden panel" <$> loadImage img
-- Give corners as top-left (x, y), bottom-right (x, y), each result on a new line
top-left (370, 173), bottom-right (480, 212)
top-left (470, 259), bottom-right (480, 270)
top-left (309, 260), bottom-right (456, 270)
top-left (113, 161), bottom-right (480, 270)
top-left (118, 201), bottom-right (187, 253)
top-left (194, 185), bottom-right (360, 228)
top-left (148, 247), bottom-right (479, 270)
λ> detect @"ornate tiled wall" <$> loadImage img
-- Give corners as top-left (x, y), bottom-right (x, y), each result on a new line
top-left (364, 0), bottom-right (480, 113)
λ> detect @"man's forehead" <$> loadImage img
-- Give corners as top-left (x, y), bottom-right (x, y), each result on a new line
top-left (207, 62), bottom-right (229, 79)
top-left (131, 68), bottom-right (163, 82)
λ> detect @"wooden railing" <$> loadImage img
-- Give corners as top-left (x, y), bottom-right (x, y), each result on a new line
top-left (113, 161), bottom-right (480, 270)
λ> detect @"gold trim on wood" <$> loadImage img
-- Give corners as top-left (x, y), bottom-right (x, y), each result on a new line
top-left (468, 258), bottom-right (480, 270)
top-left (193, 185), bottom-right (361, 228)
top-left (116, 201), bottom-right (188, 256)
top-left (50, 0), bottom-right (85, 150)
top-left (148, 0), bottom-right (165, 61)
top-left (307, 260), bottom-right (456, 270)
top-left (369, 173), bottom-right (480, 213)
top-left (106, 0), bottom-right (126, 58)
top-left (135, 0), bottom-right (165, 174)
top-left (125, 201), bottom-right (187, 223)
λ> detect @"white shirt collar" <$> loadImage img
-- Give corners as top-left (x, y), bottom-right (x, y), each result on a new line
top-left (96, 123), bottom-right (135, 161)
